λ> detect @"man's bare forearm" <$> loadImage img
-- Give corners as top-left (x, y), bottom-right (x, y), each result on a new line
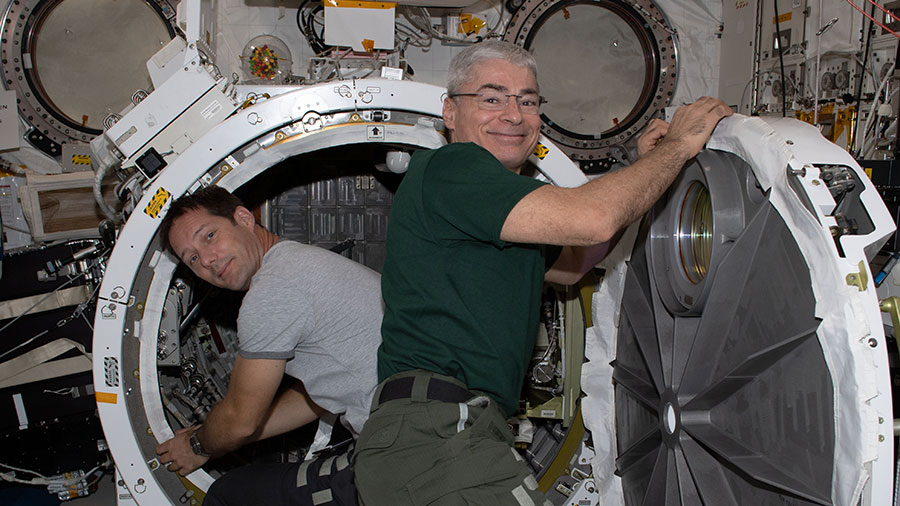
top-left (195, 398), bottom-right (259, 457)
top-left (256, 381), bottom-right (323, 441)
top-left (500, 98), bottom-right (732, 247)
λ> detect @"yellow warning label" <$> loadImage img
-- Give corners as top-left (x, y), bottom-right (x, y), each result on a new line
top-left (865, 167), bottom-right (873, 180)
top-left (458, 14), bottom-right (486, 35)
top-left (95, 391), bottom-right (117, 404)
top-left (773, 12), bottom-right (791, 24)
top-left (71, 154), bottom-right (91, 166)
top-left (533, 143), bottom-right (549, 160)
top-left (144, 187), bottom-right (171, 219)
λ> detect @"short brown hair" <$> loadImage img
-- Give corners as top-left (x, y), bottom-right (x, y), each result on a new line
top-left (158, 186), bottom-right (244, 254)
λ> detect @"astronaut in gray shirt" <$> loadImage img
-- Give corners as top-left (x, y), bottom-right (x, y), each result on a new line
top-left (238, 240), bottom-right (381, 436)
top-left (155, 186), bottom-right (381, 506)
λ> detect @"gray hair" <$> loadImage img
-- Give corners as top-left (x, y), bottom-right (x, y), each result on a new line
top-left (446, 41), bottom-right (538, 96)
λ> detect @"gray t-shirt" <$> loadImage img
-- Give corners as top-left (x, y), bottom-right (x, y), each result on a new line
top-left (237, 241), bottom-right (383, 435)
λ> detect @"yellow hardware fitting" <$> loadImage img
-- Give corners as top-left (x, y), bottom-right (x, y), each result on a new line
top-left (845, 261), bottom-right (868, 291)
top-left (879, 296), bottom-right (900, 335)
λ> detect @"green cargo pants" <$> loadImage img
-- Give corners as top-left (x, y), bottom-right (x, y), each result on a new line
top-left (353, 370), bottom-right (551, 506)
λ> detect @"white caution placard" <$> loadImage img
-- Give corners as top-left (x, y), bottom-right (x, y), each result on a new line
top-left (324, 0), bottom-right (396, 52)
top-left (0, 90), bottom-right (18, 151)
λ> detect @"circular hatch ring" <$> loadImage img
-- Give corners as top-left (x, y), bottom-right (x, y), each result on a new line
top-left (503, 0), bottom-right (678, 171)
top-left (0, 0), bottom-right (177, 157)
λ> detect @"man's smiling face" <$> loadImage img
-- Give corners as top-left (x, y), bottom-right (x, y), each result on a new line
top-left (443, 59), bottom-right (542, 173)
top-left (168, 206), bottom-right (262, 291)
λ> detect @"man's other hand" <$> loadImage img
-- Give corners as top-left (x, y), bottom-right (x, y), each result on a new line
top-left (636, 118), bottom-right (670, 158)
top-left (661, 97), bottom-right (733, 159)
top-left (156, 426), bottom-right (209, 476)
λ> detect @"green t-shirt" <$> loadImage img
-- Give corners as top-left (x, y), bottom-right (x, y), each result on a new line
top-left (378, 142), bottom-right (557, 416)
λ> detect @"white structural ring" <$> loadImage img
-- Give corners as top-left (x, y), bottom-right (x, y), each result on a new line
top-left (584, 115), bottom-right (895, 506)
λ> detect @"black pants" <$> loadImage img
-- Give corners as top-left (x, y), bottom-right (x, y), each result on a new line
top-left (203, 446), bottom-right (358, 506)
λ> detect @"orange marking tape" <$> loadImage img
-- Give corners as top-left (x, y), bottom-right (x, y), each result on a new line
top-left (95, 391), bottom-right (118, 404)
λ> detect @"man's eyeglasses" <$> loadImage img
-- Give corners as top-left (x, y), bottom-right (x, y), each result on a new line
top-left (448, 91), bottom-right (546, 115)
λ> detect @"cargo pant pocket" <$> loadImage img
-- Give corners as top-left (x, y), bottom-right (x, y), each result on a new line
top-left (353, 410), bottom-right (404, 505)
top-left (354, 411), bottom-right (403, 458)
top-left (404, 435), bottom-right (536, 506)
top-left (402, 400), bottom-right (536, 506)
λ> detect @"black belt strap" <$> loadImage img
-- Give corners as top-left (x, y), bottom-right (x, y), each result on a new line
top-left (379, 376), bottom-right (475, 404)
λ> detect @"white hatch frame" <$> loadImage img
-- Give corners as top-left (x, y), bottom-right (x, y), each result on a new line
top-left (91, 78), bottom-right (588, 505)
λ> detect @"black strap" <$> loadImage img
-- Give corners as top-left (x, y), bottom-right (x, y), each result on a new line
top-left (379, 376), bottom-right (475, 404)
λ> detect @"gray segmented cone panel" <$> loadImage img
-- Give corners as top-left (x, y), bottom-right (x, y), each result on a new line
top-left (615, 151), bottom-right (834, 506)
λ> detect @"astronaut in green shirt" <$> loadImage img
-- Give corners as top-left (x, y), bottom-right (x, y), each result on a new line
top-left (354, 40), bottom-right (732, 506)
